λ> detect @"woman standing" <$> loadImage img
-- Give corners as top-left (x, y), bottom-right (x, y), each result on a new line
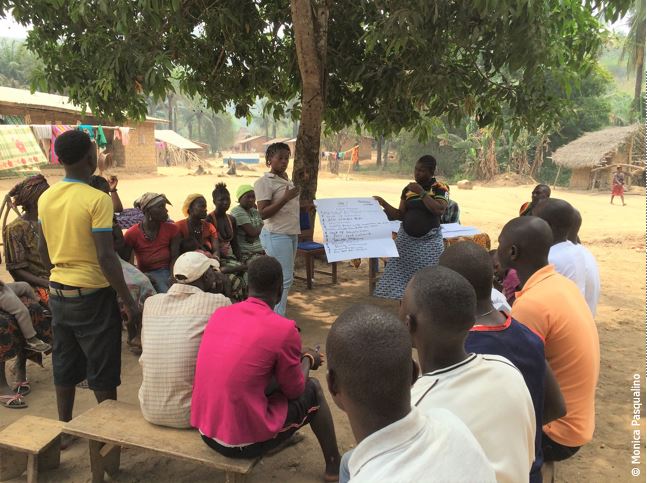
top-left (373, 155), bottom-right (448, 300)
top-left (3, 175), bottom-right (51, 303)
top-left (175, 194), bottom-right (220, 258)
top-left (207, 183), bottom-right (247, 301)
top-left (230, 184), bottom-right (265, 264)
top-left (254, 142), bottom-right (300, 316)
top-left (123, 192), bottom-right (180, 293)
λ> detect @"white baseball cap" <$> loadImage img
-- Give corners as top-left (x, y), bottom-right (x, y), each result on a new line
top-left (173, 252), bottom-right (220, 284)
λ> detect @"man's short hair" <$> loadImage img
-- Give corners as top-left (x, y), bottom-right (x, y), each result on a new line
top-left (327, 304), bottom-right (412, 415)
top-left (439, 241), bottom-right (493, 300)
top-left (410, 265), bottom-right (476, 332)
top-left (54, 130), bottom-right (93, 165)
top-left (534, 198), bottom-right (574, 240)
top-left (248, 256), bottom-right (283, 293)
top-left (536, 184), bottom-right (551, 196)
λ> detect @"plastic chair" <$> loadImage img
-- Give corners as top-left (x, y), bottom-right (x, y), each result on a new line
top-left (294, 209), bottom-right (337, 289)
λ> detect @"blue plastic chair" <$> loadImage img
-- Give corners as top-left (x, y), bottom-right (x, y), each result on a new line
top-left (295, 209), bottom-right (337, 289)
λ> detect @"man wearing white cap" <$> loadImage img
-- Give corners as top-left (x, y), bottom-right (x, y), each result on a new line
top-left (139, 251), bottom-right (231, 428)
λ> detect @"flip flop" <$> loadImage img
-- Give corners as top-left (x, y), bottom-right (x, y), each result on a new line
top-left (0, 394), bottom-right (28, 409)
top-left (12, 381), bottom-right (31, 397)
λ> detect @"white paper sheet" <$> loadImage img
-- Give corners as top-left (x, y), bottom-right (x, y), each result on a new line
top-left (314, 198), bottom-right (399, 262)
top-left (440, 223), bottom-right (481, 238)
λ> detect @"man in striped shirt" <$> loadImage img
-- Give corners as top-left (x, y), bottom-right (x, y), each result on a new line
top-left (139, 252), bottom-right (231, 428)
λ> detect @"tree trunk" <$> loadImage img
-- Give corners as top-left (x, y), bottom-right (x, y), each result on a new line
top-left (188, 121), bottom-right (193, 139)
top-left (478, 134), bottom-right (498, 180)
top-left (376, 135), bottom-right (383, 168)
top-left (529, 134), bottom-right (546, 178)
top-left (290, 0), bottom-right (331, 201)
top-left (167, 93), bottom-right (175, 131)
top-left (382, 139), bottom-right (389, 169)
top-left (633, 54), bottom-right (644, 112)
top-left (272, 122), bottom-right (277, 138)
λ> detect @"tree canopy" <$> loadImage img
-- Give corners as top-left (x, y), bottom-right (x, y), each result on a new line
top-left (2, 0), bottom-right (634, 197)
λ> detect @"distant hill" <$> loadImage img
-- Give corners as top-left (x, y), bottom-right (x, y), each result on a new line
top-left (599, 37), bottom-right (635, 97)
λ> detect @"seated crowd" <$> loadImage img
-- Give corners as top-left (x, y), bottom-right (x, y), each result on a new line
top-left (0, 130), bottom-right (601, 483)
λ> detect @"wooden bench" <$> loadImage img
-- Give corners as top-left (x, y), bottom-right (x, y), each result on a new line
top-left (64, 400), bottom-right (258, 483)
top-left (0, 416), bottom-right (64, 482)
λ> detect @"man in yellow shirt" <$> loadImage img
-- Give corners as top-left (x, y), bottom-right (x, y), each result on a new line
top-left (38, 130), bottom-right (141, 436)
top-left (497, 216), bottom-right (599, 464)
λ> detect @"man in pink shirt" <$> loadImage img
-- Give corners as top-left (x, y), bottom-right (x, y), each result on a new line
top-left (191, 256), bottom-right (341, 480)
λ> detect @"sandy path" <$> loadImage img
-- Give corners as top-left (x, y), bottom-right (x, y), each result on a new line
top-left (0, 165), bottom-right (644, 482)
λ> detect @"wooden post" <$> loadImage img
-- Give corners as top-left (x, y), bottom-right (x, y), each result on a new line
top-left (26, 454), bottom-right (38, 483)
top-left (552, 165), bottom-right (562, 189)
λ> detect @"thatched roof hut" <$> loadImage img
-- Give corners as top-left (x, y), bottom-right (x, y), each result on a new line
top-left (551, 124), bottom-right (644, 190)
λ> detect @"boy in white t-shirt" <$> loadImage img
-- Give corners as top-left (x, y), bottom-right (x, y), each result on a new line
top-left (401, 266), bottom-right (536, 483)
top-left (329, 304), bottom-right (495, 483)
top-left (534, 198), bottom-right (587, 295)
top-left (568, 209), bottom-right (600, 316)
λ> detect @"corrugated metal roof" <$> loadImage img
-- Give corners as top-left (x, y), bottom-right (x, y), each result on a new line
top-left (0, 86), bottom-right (165, 123)
top-left (262, 137), bottom-right (291, 146)
top-left (154, 129), bottom-right (202, 150)
top-left (234, 135), bottom-right (267, 144)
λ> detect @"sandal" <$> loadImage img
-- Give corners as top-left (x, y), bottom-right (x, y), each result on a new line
top-left (12, 381), bottom-right (31, 397)
top-left (0, 393), bottom-right (28, 409)
top-left (76, 380), bottom-right (89, 389)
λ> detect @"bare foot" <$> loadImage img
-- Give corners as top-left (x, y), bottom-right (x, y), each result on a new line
top-left (324, 457), bottom-right (341, 482)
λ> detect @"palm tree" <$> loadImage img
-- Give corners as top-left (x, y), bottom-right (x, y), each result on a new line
top-left (622, 0), bottom-right (646, 112)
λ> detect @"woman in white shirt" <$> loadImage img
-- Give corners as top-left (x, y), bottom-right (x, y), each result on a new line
top-left (253, 143), bottom-right (300, 316)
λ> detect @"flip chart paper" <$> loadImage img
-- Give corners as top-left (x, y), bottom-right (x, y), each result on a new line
top-left (314, 198), bottom-right (399, 262)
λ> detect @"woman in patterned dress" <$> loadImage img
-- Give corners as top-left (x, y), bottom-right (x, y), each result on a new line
top-left (373, 155), bottom-right (448, 300)
top-left (229, 184), bottom-right (265, 264)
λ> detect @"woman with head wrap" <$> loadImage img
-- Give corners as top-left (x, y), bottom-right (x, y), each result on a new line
top-left (175, 194), bottom-right (220, 259)
top-left (0, 175), bottom-right (53, 406)
top-left (229, 184), bottom-right (265, 264)
top-left (3, 175), bottom-right (51, 299)
top-left (123, 192), bottom-right (180, 293)
top-left (205, 183), bottom-right (247, 301)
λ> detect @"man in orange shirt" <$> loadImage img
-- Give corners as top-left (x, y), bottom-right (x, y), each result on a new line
top-left (497, 217), bottom-right (600, 464)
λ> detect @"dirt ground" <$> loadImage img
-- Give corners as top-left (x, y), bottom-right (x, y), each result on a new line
top-left (0, 165), bottom-right (644, 482)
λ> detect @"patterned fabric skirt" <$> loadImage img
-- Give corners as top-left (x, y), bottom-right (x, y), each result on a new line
top-left (220, 255), bottom-right (247, 302)
top-left (0, 303), bottom-right (52, 363)
top-left (374, 227), bottom-right (444, 300)
top-left (115, 208), bottom-right (145, 230)
top-left (239, 251), bottom-right (264, 265)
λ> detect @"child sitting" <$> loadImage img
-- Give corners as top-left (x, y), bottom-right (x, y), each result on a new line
top-left (0, 281), bottom-right (50, 352)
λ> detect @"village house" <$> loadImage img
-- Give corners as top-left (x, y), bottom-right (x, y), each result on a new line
top-left (551, 124), bottom-right (645, 190)
top-left (0, 86), bottom-right (165, 174)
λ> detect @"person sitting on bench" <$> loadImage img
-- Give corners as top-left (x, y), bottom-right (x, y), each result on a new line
top-left (139, 251), bottom-right (230, 428)
top-left (329, 304), bottom-right (495, 482)
top-left (191, 256), bottom-right (341, 481)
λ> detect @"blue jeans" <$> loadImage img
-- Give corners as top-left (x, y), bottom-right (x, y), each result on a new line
top-left (145, 268), bottom-right (171, 293)
top-left (259, 229), bottom-right (297, 316)
top-left (340, 449), bottom-right (353, 483)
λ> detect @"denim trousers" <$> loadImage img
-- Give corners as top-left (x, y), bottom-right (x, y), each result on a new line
top-left (145, 268), bottom-right (171, 294)
top-left (259, 229), bottom-right (298, 316)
